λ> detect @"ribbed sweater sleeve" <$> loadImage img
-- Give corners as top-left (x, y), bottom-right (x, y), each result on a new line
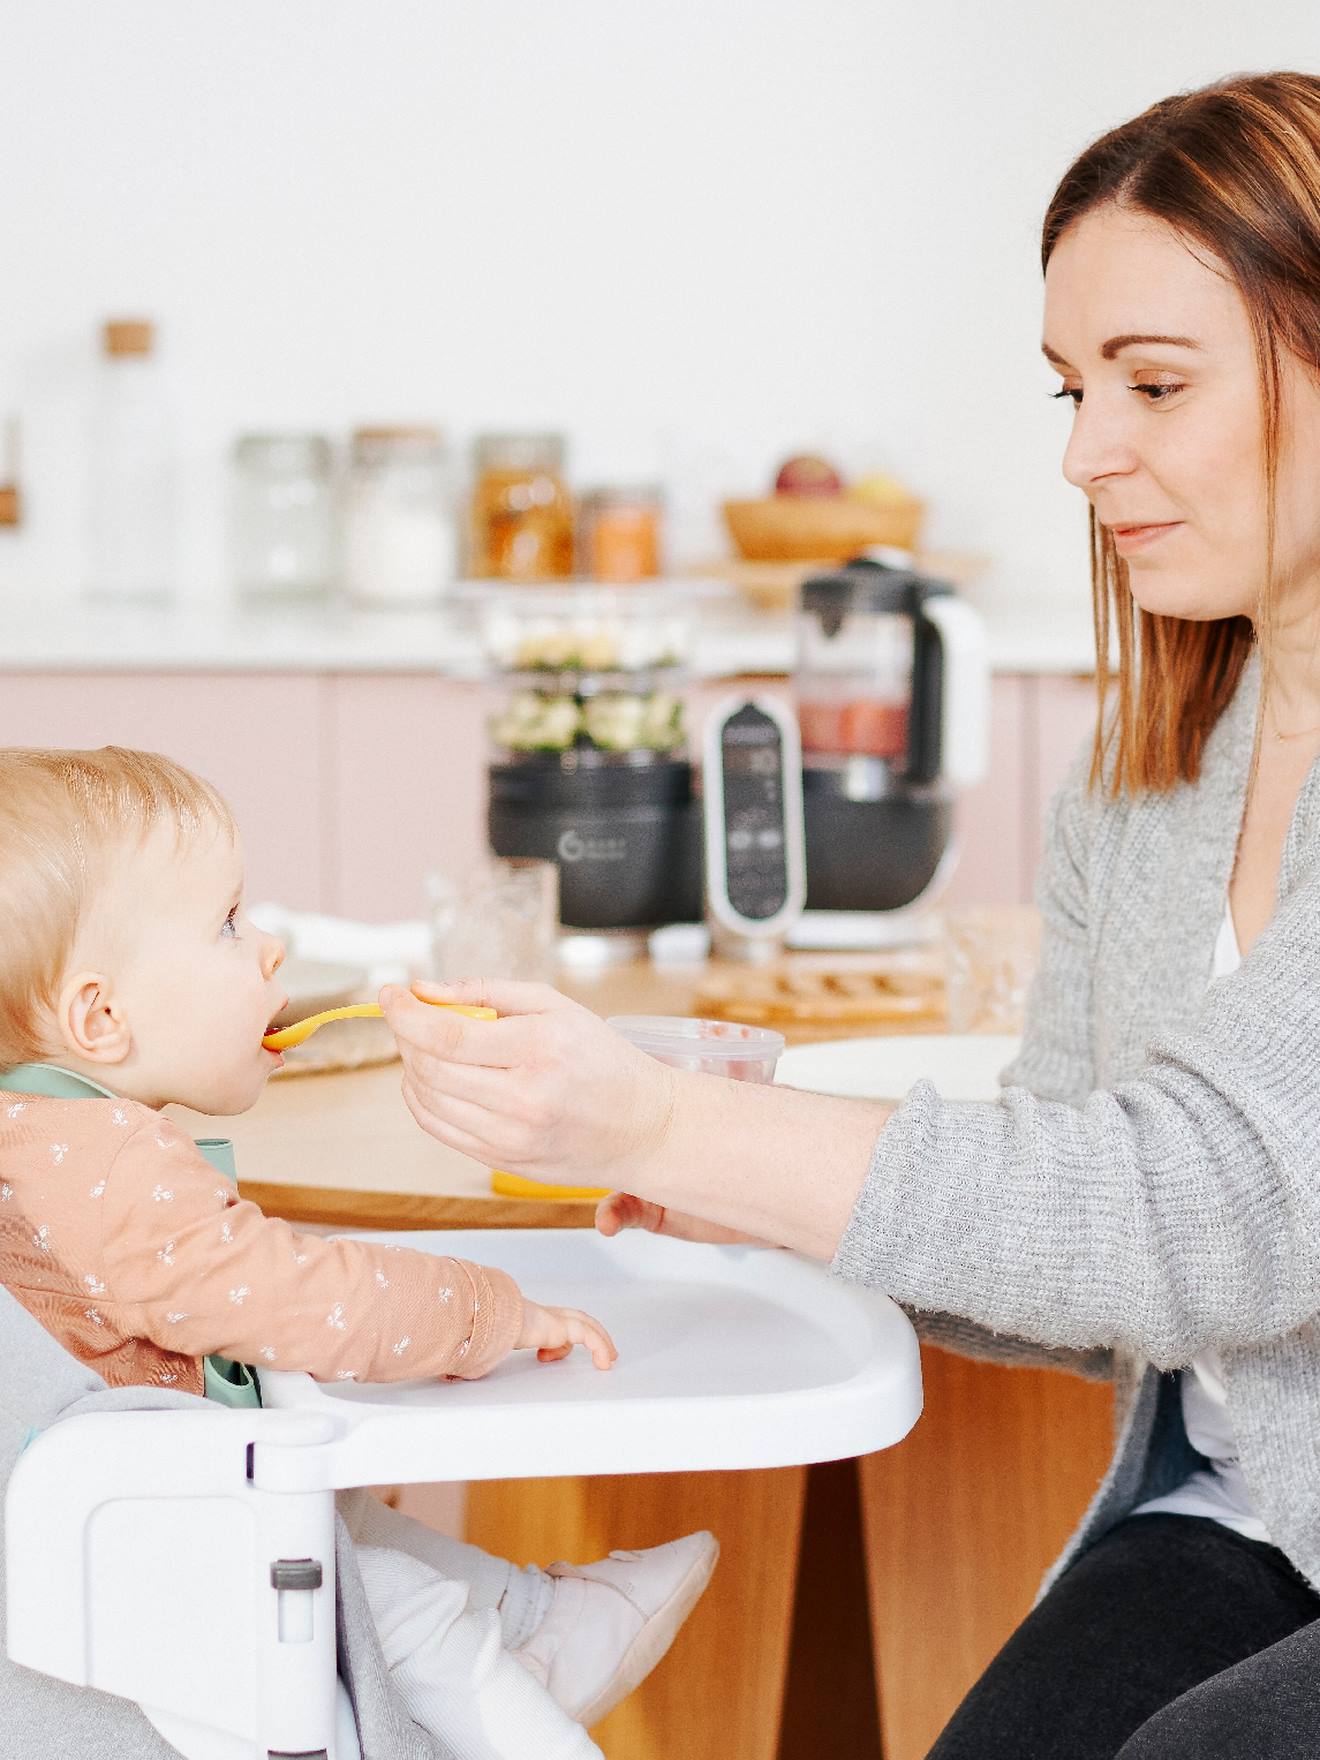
top-left (833, 751), bottom-right (1320, 1371)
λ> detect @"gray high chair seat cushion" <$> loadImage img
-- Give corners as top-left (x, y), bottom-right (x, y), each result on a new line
top-left (0, 1284), bottom-right (457, 1760)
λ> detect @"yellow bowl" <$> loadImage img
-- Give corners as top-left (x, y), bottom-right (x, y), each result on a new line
top-left (722, 494), bottom-right (924, 563)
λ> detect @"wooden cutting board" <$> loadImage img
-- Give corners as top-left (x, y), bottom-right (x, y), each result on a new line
top-left (694, 955), bottom-right (945, 1034)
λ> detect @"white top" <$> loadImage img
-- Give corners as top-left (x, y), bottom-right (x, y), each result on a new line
top-left (1132, 903), bottom-right (1272, 1544)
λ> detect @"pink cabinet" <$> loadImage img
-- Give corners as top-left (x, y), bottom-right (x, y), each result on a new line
top-left (325, 675), bottom-right (492, 921)
top-left (0, 673), bottom-right (329, 910)
top-left (0, 667), bottom-right (1090, 918)
top-left (942, 675), bottom-right (1029, 907)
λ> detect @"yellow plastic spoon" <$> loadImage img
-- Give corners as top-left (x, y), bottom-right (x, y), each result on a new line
top-left (263, 1000), bottom-right (496, 1052)
top-left (490, 1169), bottom-right (610, 1202)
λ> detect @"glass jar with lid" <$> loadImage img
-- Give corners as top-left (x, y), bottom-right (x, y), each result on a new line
top-left (469, 432), bottom-right (574, 581)
top-left (344, 426), bottom-right (458, 607)
top-left (230, 433), bottom-right (336, 603)
top-left (577, 485), bottom-right (664, 582)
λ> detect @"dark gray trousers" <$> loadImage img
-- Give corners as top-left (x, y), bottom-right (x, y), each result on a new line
top-left (928, 1514), bottom-right (1320, 1759)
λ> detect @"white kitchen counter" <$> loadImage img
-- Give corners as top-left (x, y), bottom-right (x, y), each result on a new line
top-left (0, 593), bottom-right (1098, 678)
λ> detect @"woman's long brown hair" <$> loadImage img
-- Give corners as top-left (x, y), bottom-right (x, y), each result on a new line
top-left (1041, 72), bottom-right (1320, 794)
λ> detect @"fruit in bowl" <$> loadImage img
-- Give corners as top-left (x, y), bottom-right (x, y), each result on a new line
top-left (849, 471), bottom-right (914, 511)
top-left (774, 453), bottom-right (845, 497)
top-left (723, 455), bottom-right (923, 562)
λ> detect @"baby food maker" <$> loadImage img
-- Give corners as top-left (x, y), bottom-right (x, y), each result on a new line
top-left (792, 553), bottom-right (989, 931)
top-left (479, 584), bottom-right (703, 934)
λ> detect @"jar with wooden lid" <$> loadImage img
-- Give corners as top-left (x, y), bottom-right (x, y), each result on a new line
top-left (344, 426), bottom-right (458, 607)
top-left (469, 432), bottom-right (574, 581)
top-left (577, 485), bottom-right (663, 581)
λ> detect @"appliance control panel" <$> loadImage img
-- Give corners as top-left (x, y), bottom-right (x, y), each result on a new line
top-left (702, 696), bottom-right (806, 941)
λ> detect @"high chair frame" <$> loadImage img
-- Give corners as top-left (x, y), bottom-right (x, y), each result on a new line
top-left (5, 1227), bottom-right (922, 1760)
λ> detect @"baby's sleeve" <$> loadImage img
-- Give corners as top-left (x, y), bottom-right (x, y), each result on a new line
top-left (96, 1117), bottom-right (523, 1382)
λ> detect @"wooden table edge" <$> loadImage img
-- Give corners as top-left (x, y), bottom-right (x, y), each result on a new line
top-left (239, 1178), bottom-right (597, 1232)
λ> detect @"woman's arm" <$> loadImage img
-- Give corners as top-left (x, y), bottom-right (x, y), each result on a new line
top-left (381, 973), bottom-right (888, 1261)
top-left (381, 762), bottom-right (1320, 1368)
top-left (378, 750), bottom-right (1098, 1267)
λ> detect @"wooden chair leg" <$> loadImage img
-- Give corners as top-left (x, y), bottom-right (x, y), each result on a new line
top-left (776, 1457), bottom-right (884, 1759)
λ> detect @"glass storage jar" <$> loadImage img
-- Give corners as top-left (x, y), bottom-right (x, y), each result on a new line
top-left (231, 433), bottom-right (335, 603)
top-left (343, 426), bottom-right (458, 607)
top-left (469, 432), bottom-right (574, 581)
top-left (576, 485), bottom-right (663, 582)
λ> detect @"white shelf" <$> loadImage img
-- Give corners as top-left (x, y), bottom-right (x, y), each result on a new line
top-left (0, 596), bottom-right (1098, 677)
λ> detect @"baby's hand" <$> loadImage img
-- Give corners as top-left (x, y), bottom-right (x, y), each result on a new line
top-left (596, 1191), bottom-right (770, 1247)
top-left (517, 1299), bottom-right (617, 1370)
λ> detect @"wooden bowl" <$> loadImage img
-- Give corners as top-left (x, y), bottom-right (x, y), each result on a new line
top-left (688, 549), bottom-right (988, 613)
top-left (723, 494), bottom-right (924, 563)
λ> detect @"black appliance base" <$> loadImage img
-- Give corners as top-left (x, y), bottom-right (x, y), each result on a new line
top-left (488, 759), bottom-right (703, 932)
top-left (802, 792), bottom-right (953, 913)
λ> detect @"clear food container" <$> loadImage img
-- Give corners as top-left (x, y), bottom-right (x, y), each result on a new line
top-left (607, 1015), bottom-right (785, 1084)
top-left (489, 687), bottom-right (684, 758)
top-left (472, 583), bottom-right (694, 763)
top-left (474, 582), bottom-right (693, 677)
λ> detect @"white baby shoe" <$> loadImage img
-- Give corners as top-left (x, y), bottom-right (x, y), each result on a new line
top-left (512, 1530), bottom-right (718, 1727)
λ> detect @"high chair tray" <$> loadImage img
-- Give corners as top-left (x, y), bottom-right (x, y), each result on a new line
top-left (258, 1227), bottom-right (921, 1485)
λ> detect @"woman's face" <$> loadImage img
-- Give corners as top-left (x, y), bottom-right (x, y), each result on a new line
top-left (1042, 202), bottom-right (1320, 624)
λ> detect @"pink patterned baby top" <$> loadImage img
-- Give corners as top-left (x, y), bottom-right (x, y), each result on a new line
top-left (0, 1089), bottom-right (523, 1396)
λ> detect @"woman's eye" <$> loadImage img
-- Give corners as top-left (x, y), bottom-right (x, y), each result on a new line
top-left (1129, 382), bottom-right (1184, 403)
top-left (1051, 387), bottom-right (1083, 407)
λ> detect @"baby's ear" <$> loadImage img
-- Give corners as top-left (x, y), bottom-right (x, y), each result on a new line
top-left (57, 971), bottom-right (132, 1066)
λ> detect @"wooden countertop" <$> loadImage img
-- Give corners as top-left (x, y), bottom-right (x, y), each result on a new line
top-left (168, 951), bottom-right (947, 1232)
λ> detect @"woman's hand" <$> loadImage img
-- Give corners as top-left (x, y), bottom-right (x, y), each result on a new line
top-left (596, 1191), bottom-right (773, 1247)
top-left (517, 1298), bottom-right (617, 1370)
top-left (379, 977), bottom-right (675, 1190)
top-left (380, 975), bottom-right (886, 1262)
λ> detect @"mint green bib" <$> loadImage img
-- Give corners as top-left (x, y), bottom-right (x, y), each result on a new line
top-left (0, 1063), bottom-right (261, 1408)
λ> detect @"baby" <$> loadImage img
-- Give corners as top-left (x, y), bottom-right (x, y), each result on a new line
top-left (0, 745), bottom-right (717, 1760)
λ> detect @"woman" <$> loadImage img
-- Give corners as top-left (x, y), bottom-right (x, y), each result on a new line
top-left (382, 72), bottom-right (1320, 1758)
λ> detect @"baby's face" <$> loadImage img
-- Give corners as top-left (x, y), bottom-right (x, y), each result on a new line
top-left (71, 817), bottom-right (288, 1114)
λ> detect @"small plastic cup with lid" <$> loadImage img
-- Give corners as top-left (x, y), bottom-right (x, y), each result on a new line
top-left (606, 1015), bottom-right (785, 1085)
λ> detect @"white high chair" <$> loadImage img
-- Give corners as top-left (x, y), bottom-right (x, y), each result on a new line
top-left (6, 1227), bottom-right (922, 1760)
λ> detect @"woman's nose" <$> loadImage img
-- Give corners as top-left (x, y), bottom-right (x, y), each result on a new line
top-left (1061, 394), bottom-right (1139, 491)
top-left (261, 935), bottom-right (287, 980)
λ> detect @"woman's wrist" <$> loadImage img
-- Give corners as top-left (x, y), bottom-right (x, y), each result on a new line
top-left (617, 1067), bottom-right (893, 1262)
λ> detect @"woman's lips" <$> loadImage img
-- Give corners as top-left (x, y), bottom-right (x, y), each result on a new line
top-left (1108, 521), bottom-right (1182, 555)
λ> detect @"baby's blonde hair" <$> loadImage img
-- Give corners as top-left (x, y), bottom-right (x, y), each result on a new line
top-left (0, 747), bottom-right (236, 1068)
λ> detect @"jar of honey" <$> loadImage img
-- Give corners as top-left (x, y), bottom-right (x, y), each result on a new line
top-left (577, 485), bottom-right (664, 582)
top-left (470, 433), bottom-right (574, 581)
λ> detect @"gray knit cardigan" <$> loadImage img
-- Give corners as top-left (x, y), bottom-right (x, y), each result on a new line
top-left (833, 649), bottom-right (1320, 1595)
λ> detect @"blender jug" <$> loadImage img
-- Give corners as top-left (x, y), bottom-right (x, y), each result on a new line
top-left (793, 554), bottom-right (988, 917)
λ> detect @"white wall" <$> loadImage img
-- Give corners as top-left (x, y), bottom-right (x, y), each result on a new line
top-left (2, 0), bottom-right (1318, 616)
